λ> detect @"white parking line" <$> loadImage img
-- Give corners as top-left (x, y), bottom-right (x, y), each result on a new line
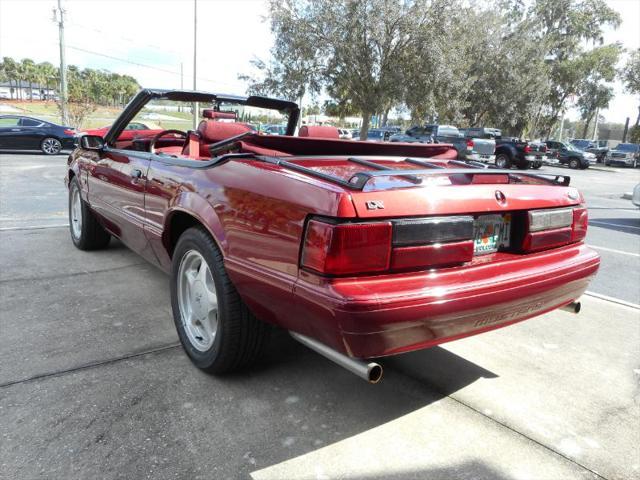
top-left (589, 245), bottom-right (640, 257)
top-left (590, 220), bottom-right (640, 231)
top-left (0, 224), bottom-right (69, 232)
top-left (585, 291), bottom-right (640, 309)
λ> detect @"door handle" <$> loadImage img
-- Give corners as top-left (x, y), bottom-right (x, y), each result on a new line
top-left (131, 169), bottom-right (142, 179)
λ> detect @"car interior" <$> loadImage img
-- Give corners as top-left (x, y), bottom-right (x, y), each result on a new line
top-left (116, 107), bottom-right (457, 161)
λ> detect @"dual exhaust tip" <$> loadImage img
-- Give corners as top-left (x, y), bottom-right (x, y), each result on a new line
top-left (291, 300), bottom-right (581, 384)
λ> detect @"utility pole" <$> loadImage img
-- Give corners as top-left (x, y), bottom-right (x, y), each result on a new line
top-left (591, 108), bottom-right (599, 140)
top-left (192, 0), bottom-right (198, 130)
top-left (558, 111), bottom-right (565, 142)
top-left (179, 62), bottom-right (184, 112)
top-left (54, 0), bottom-right (69, 125)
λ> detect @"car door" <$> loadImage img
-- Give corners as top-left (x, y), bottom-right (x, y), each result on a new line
top-left (85, 146), bottom-right (155, 262)
top-left (0, 116), bottom-right (21, 149)
top-left (18, 117), bottom-right (46, 149)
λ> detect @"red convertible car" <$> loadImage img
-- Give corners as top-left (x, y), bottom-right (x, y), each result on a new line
top-left (66, 89), bottom-right (599, 383)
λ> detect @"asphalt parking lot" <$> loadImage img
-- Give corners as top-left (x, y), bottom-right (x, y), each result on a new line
top-left (1, 153), bottom-right (639, 479)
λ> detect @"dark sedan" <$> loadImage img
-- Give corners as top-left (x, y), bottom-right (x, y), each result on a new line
top-left (0, 115), bottom-right (76, 155)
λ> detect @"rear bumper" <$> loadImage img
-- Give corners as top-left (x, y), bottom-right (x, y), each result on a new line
top-left (468, 153), bottom-right (496, 163)
top-left (293, 243), bottom-right (599, 358)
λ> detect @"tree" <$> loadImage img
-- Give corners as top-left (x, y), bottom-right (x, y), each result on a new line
top-left (620, 49), bottom-right (640, 126)
top-left (577, 83), bottom-right (612, 137)
top-left (526, 0), bottom-right (621, 136)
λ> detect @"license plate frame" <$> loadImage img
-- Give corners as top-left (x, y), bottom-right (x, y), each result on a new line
top-left (473, 214), bottom-right (511, 255)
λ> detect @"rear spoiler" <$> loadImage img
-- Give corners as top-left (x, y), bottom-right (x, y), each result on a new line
top-left (255, 156), bottom-right (571, 190)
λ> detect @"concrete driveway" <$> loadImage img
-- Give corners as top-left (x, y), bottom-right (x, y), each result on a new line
top-left (0, 154), bottom-right (639, 479)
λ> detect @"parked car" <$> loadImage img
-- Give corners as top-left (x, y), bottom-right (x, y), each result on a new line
top-left (0, 115), bottom-right (76, 154)
top-left (66, 88), bottom-right (599, 383)
top-left (390, 125), bottom-right (476, 160)
top-left (544, 140), bottom-right (594, 169)
top-left (491, 133), bottom-right (547, 170)
top-left (459, 127), bottom-right (497, 164)
top-left (604, 143), bottom-right (640, 168)
top-left (338, 128), bottom-right (352, 139)
top-left (569, 139), bottom-right (608, 163)
top-left (80, 121), bottom-right (163, 139)
top-left (262, 124), bottom-right (287, 136)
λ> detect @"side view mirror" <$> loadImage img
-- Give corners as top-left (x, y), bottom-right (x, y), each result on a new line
top-left (80, 135), bottom-right (105, 151)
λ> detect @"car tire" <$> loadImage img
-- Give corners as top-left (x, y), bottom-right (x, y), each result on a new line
top-left (531, 162), bottom-right (542, 170)
top-left (495, 153), bottom-right (511, 169)
top-left (41, 137), bottom-right (62, 155)
top-left (170, 226), bottom-right (270, 374)
top-left (568, 158), bottom-right (580, 169)
top-left (68, 177), bottom-right (111, 250)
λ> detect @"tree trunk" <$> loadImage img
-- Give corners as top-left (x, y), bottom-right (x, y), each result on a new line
top-left (581, 114), bottom-right (593, 139)
top-left (360, 111), bottom-right (371, 140)
top-left (382, 108), bottom-right (389, 127)
top-left (635, 105), bottom-right (640, 127)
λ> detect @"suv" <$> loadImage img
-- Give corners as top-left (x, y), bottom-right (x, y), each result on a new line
top-left (545, 140), bottom-right (593, 169)
top-left (605, 143), bottom-right (640, 168)
top-left (569, 139), bottom-right (608, 163)
top-left (389, 125), bottom-right (473, 159)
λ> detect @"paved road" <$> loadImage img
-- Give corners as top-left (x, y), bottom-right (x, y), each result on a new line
top-left (1, 153), bottom-right (638, 303)
top-left (1, 152), bottom-right (638, 479)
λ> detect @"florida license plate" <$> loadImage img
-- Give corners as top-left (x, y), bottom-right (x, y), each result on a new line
top-left (473, 214), bottom-right (511, 254)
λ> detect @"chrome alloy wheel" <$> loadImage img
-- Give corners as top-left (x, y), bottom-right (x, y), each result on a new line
top-left (42, 138), bottom-right (61, 154)
top-left (177, 250), bottom-right (218, 351)
top-left (70, 185), bottom-right (83, 240)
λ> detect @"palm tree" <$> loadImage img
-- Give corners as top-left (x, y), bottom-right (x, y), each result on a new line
top-left (21, 59), bottom-right (37, 101)
top-left (2, 57), bottom-right (19, 99)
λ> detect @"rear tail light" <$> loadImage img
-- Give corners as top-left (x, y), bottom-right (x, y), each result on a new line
top-left (301, 220), bottom-right (392, 275)
top-left (301, 215), bottom-right (474, 276)
top-left (528, 208), bottom-right (573, 232)
top-left (524, 207), bottom-right (588, 252)
top-left (64, 129), bottom-right (75, 135)
top-left (541, 145), bottom-right (547, 153)
top-left (466, 139), bottom-right (474, 149)
top-left (524, 145), bottom-right (532, 153)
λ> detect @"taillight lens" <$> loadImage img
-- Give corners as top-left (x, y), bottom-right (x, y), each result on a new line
top-left (466, 139), bottom-right (474, 149)
top-left (523, 206), bottom-right (588, 252)
top-left (524, 145), bottom-right (532, 153)
top-left (571, 207), bottom-right (588, 242)
top-left (64, 129), bottom-right (75, 135)
top-left (301, 220), bottom-right (392, 275)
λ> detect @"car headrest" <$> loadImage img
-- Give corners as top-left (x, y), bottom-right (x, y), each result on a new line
top-left (202, 109), bottom-right (237, 120)
top-left (298, 125), bottom-right (340, 139)
top-left (197, 120), bottom-right (253, 143)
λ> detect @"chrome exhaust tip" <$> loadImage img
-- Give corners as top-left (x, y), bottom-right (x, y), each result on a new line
top-left (560, 301), bottom-right (581, 314)
top-left (290, 331), bottom-right (383, 384)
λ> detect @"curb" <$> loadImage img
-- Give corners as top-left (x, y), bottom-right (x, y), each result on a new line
top-left (622, 192), bottom-right (632, 200)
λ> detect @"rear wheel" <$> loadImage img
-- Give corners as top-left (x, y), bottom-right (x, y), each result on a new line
top-left (170, 227), bottom-right (269, 373)
top-left (68, 177), bottom-right (111, 250)
top-left (41, 137), bottom-right (62, 155)
top-left (495, 153), bottom-right (511, 169)
top-left (568, 158), bottom-right (580, 169)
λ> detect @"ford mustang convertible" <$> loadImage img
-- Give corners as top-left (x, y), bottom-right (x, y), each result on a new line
top-left (66, 89), bottom-right (599, 383)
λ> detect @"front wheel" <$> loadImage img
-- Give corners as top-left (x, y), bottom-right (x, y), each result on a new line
top-left (568, 158), bottom-right (580, 169)
top-left (41, 137), bottom-right (62, 155)
top-left (495, 153), bottom-right (511, 169)
top-left (68, 177), bottom-right (111, 250)
top-left (170, 227), bottom-right (269, 374)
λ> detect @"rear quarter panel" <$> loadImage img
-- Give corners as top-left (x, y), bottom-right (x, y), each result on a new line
top-left (144, 159), bottom-right (356, 328)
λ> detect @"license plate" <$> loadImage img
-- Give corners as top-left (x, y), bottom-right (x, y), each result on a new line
top-left (473, 214), bottom-right (511, 254)
top-left (480, 154), bottom-right (490, 159)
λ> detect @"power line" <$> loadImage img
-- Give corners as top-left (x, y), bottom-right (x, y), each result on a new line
top-left (65, 21), bottom-right (183, 57)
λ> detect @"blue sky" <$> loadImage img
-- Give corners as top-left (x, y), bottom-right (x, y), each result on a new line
top-left (0, 0), bottom-right (638, 124)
